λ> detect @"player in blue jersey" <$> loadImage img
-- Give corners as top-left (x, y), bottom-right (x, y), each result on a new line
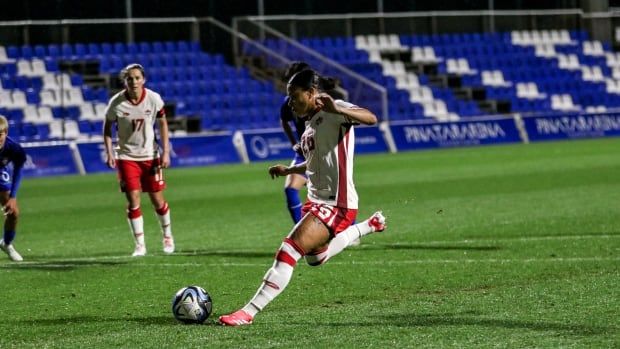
top-left (279, 61), bottom-right (311, 224)
top-left (0, 115), bottom-right (27, 261)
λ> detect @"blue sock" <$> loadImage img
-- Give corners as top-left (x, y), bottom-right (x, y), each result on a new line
top-left (285, 187), bottom-right (302, 223)
top-left (3, 229), bottom-right (16, 245)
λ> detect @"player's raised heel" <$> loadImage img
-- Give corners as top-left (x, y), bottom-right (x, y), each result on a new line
top-left (368, 211), bottom-right (387, 232)
top-left (219, 309), bottom-right (254, 326)
top-left (132, 243), bottom-right (146, 257)
top-left (163, 236), bottom-right (175, 254)
top-left (0, 239), bottom-right (23, 261)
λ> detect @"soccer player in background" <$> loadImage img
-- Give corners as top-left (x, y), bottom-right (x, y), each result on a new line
top-left (0, 115), bottom-right (27, 262)
top-left (103, 63), bottom-right (175, 257)
top-left (219, 69), bottom-right (386, 326)
top-left (278, 61), bottom-right (311, 224)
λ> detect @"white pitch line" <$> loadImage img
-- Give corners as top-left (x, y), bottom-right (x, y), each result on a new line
top-left (2, 256), bottom-right (619, 269)
top-left (418, 234), bottom-right (620, 245)
top-left (1, 234), bottom-right (617, 268)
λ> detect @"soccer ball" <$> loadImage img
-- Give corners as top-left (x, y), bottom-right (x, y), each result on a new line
top-left (171, 286), bottom-right (213, 324)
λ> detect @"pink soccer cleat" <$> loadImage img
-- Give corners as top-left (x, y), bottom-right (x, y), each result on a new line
top-left (367, 211), bottom-right (386, 232)
top-left (162, 236), bottom-right (175, 254)
top-left (219, 309), bottom-right (254, 326)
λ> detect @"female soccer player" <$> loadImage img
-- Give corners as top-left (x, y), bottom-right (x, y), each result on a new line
top-left (103, 63), bottom-right (175, 257)
top-left (0, 115), bottom-right (27, 262)
top-left (219, 69), bottom-right (386, 326)
top-left (279, 62), bottom-right (351, 225)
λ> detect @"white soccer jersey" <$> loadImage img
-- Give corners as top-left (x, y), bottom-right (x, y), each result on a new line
top-left (105, 88), bottom-right (165, 161)
top-left (300, 100), bottom-right (359, 209)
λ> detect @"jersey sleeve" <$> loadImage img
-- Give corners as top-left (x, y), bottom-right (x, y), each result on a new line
top-left (104, 96), bottom-right (118, 122)
top-left (153, 90), bottom-right (166, 118)
top-left (9, 143), bottom-right (26, 198)
top-left (334, 99), bottom-right (360, 124)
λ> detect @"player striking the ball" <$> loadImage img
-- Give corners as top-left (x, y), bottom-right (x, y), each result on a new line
top-left (219, 69), bottom-right (387, 326)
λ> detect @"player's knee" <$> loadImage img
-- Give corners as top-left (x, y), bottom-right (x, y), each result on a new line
top-left (304, 254), bottom-right (325, 266)
top-left (305, 246), bottom-right (328, 266)
top-left (6, 210), bottom-right (18, 221)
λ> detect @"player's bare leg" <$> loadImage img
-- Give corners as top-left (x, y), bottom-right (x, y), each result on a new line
top-left (149, 191), bottom-right (174, 254)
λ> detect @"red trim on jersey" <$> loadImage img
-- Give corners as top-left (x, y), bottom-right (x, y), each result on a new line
top-left (336, 125), bottom-right (351, 207)
top-left (123, 88), bottom-right (147, 106)
top-left (156, 108), bottom-right (166, 119)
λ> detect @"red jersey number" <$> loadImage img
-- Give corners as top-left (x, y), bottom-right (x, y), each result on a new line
top-left (132, 118), bottom-right (145, 132)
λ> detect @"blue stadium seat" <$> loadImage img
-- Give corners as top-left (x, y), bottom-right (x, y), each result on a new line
top-left (113, 42), bottom-right (125, 55)
top-left (6, 46), bottom-right (19, 59)
top-left (139, 42), bottom-right (151, 54)
top-left (88, 43), bottom-right (101, 57)
top-left (61, 43), bottom-right (73, 58)
top-left (126, 42), bottom-right (139, 55)
top-left (74, 43), bottom-right (88, 58)
top-left (33, 45), bottom-right (46, 57)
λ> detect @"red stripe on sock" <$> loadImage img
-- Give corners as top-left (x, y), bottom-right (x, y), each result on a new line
top-left (283, 238), bottom-right (306, 256)
top-left (156, 202), bottom-right (169, 215)
top-left (127, 206), bottom-right (142, 219)
top-left (276, 250), bottom-right (297, 267)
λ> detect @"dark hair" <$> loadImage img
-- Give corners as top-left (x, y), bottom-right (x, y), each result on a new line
top-left (283, 61), bottom-right (310, 81)
top-left (287, 69), bottom-right (319, 90)
top-left (318, 76), bottom-right (337, 91)
top-left (120, 63), bottom-right (146, 81)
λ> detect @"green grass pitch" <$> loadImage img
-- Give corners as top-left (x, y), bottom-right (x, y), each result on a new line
top-left (0, 138), bottom-right (618, 348)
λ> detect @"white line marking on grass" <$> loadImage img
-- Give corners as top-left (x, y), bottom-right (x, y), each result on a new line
top-left (2, 256), bottom-right (618, 269)
top-left (419, 234), bottom-right (620, 245)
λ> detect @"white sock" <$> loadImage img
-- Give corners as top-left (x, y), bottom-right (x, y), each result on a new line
top-left (156, 210), bottom-right (172, 238)
top-left (324, 219), bottom-right (374, 262)
top-left (128, 216), bottom-right (144, 245)
top-left (242, 238), bottom-right (304, 317)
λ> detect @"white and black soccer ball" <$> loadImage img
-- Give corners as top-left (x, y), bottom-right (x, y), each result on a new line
top-left (171, 285), bottom-right (213, 324)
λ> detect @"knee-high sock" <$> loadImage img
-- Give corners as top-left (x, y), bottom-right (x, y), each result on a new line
top-left (127, 206), bottom-right (144, 245)
top-left (3, 229), bottom-right (16, 245)
top-left (284, 187), bottom-right (302, 223)
top-left (155, 202), bottom-right (172, 238)
top-left (242, 238), bottom-right (305, 317)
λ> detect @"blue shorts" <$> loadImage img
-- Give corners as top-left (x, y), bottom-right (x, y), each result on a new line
top-left (0, 168), bottom-right (11, 192)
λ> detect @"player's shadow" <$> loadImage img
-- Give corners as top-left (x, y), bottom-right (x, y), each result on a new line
top-left (17, 315), bottom-right (223, 327)
top-left (371, 243), bottom-right (501, 251)
top-left (1, 260), bottom-right (128, 271)
top-left (174, 250), bottom-right (275, 259)
top-left (321, 312), bottom-right (610, 336)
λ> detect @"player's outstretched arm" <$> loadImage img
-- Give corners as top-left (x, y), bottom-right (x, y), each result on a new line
top-left (269, 162), bottom-right (306, 179)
